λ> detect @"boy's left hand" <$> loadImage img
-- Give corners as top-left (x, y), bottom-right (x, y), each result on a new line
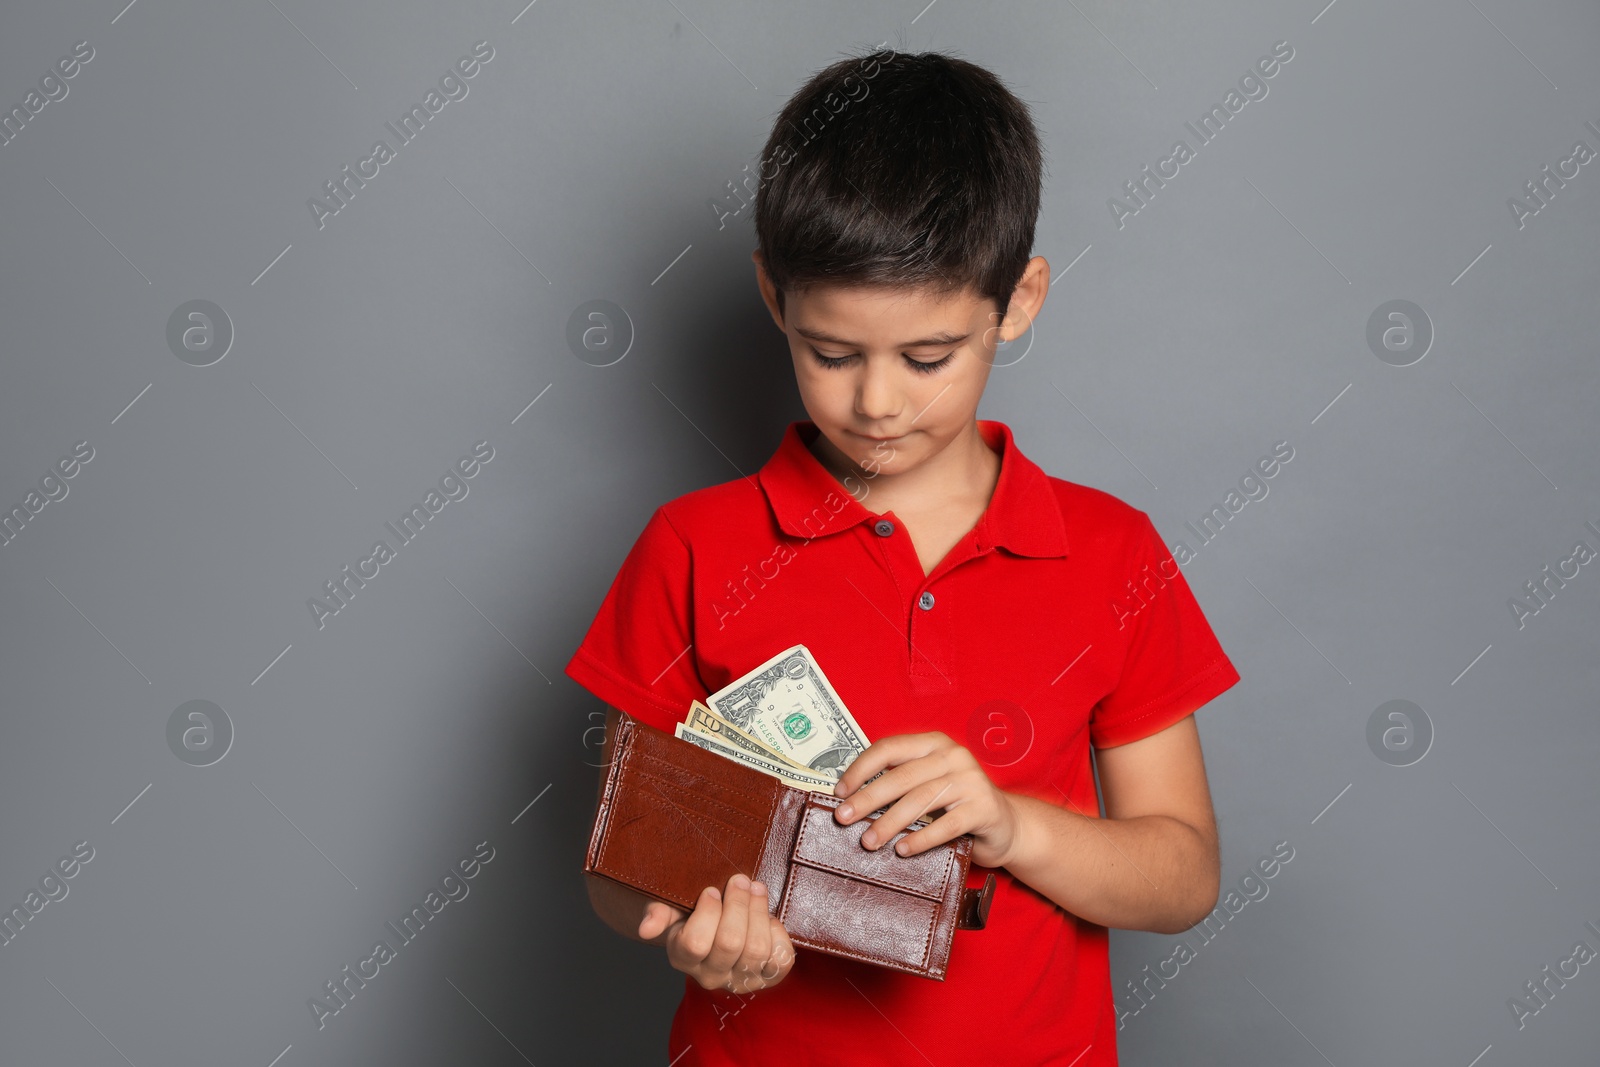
top-left (832, 731), bottom-right (1021, 869)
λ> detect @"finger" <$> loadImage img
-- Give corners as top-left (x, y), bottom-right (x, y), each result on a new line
top-left (672, 885), bottom-right (724, 966)
top-left (889, 806), bottom-right (971, 857)
top-left (704, 873), bottom-right (752, 976)
top-left (739, 879), bottom-right (773, 975)
top-left (725, 879), bottom-right (773, 994)
top-left (763, 917), bottom-right (797, 981)
top-left (836, 753), bottom-right (941, 826)
top-left (834, 735), bottom-right (926, 800)
top-left (834, 763), bottom-right (909, 825)
top-left (638, 900), bottom-right (686, 942)
top-left (860, 779), bottom-right (956, 849)
top-left (843, 732), bottom-right (950, 800)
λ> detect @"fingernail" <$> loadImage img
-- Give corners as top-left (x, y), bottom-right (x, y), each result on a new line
top-left (730, 873), bottom-right (750, 890)
top-left (861, 830), bottom-right (876, 848)
top-left (752, 880), bottom-right (767, 895)
top-left (837, 804), bottom-right (854, 820)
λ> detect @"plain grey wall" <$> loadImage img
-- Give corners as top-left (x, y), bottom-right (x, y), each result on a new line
top-left (2, 1), bottom-right (1597, 1063)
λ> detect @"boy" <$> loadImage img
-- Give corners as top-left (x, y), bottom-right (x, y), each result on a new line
top-left (567, 47), bottom-right (1239, 1065)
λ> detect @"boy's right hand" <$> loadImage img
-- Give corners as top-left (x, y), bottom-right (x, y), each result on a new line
top-left (637, 872), bottom-right (797, 994)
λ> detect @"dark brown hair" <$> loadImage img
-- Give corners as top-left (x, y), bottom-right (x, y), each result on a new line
top-left (753, 48), bottom-right (1044, 320)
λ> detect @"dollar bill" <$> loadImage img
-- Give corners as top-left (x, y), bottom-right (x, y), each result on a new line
top-left (682, 700), bottom-right (812, 772)
top-left (673, 723), bottom-right (837, 793)
top-left (704, 644), bottom-right (870, 781)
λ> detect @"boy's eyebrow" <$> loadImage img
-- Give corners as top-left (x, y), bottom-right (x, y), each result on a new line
top-left (794, 326), bottom-right (972, 349)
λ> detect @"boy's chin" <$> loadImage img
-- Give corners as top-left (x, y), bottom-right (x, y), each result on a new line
top-left (835, 430), bottom-right (925, 472)
top-left (810, 426), bottom-right (893, 467)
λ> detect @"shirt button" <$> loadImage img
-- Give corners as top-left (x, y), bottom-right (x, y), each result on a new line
top-left (918, 591), bottom-right (935, 610)
top-left (873, 519), bottom-right (895, 537)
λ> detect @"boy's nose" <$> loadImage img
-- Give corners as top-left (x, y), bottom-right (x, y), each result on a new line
top-left (854, 360), bottom-right (901, 422)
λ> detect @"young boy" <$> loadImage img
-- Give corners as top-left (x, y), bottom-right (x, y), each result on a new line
top-left (567, 48), bottom-right (1239, 1066)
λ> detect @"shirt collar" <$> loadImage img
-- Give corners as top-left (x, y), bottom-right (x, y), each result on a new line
top-left (756, 420), bottom-right (1069, 558)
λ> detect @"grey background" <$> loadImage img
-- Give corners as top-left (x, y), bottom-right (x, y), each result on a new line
top-left (1, 1), bottom-right (1596, 1064)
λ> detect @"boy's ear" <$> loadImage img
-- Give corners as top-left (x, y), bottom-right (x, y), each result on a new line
top-left (995, 256), bottom-right (1049, 343)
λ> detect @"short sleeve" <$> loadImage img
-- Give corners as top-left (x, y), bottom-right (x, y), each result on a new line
top-left (1089, 513), bottom-right (1240, 749)
top-left (564, 505), bottom-right (706, 733)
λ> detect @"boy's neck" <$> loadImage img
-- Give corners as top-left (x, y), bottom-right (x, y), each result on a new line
top-left (803, 420), bottom-right (1001, 517)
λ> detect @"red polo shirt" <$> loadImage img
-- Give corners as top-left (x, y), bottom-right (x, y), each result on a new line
top-left (567, 419), bottom-right (1239, 1066)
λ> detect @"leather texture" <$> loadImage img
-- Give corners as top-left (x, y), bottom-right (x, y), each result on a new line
top-left (585, 707), bottom-right (994, 980)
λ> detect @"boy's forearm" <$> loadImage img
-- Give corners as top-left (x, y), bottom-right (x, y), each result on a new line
top-left (997, 793), bottom-right (1219, 934)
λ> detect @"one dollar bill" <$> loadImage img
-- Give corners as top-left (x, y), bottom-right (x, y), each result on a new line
top-left (704, 644), bottom-right (870, 781)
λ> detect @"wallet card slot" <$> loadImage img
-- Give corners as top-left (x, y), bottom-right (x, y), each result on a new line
top-left (616, 765), bottom-right (768, 846)
top-left (625, 766), bottom-right (769, 837)
top-left (633, 748), bottom-right (777, 822)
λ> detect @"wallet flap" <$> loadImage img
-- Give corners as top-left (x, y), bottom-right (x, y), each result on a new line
top-left (775, 792), bottom-right (972, 980)
top-left (789, 793), bottom-right (954, 900)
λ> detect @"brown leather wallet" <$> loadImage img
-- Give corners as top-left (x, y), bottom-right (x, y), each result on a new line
top-left (584, 707), bottom-right (996, 980)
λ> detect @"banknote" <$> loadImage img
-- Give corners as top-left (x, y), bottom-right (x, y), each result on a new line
top-left (683, 700), bottom-right (812, 772)
top-left (704, 644), bottom-right (870, 781)
top-left (673, 723), bottom-right (837, 793)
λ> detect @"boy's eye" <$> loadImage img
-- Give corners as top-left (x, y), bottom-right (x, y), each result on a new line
top-left (808, 348), bottom-right (955, 374)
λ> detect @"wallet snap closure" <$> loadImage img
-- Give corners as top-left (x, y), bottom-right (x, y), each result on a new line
top-left (957, 872), bottom-right (997, 930)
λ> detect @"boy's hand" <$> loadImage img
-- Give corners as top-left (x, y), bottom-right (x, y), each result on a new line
top-left (637, 873), bottom-right (797, 994)
top-left (833, 731), bottom-right (1022, 869)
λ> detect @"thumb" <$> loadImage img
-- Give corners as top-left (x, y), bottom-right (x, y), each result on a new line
top-left (638, 901), bottom-right (683, 942)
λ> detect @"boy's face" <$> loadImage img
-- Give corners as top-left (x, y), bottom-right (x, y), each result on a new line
top-left (752, 251), bottom-right (1047, 485)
